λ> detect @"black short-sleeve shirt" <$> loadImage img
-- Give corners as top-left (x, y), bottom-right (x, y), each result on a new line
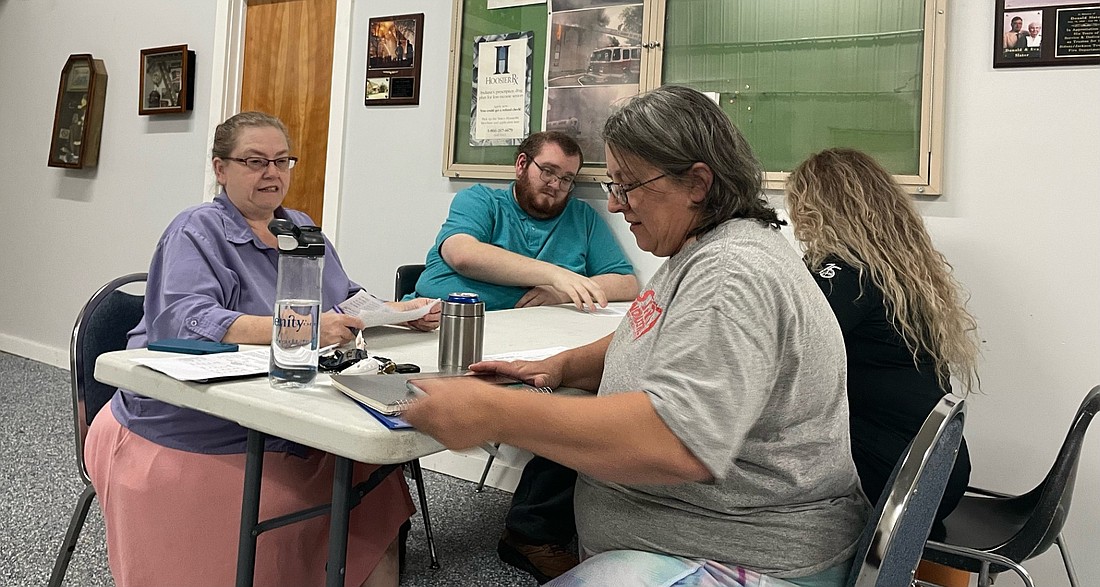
top-left (810, 257), bottom-right (970, 527)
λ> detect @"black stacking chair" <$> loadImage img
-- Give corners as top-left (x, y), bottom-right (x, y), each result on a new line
top-left (49, 273), bottom-right (147, 587)
top-left (845, 394), bottom-right (967, 587)
top-left (394, 263), bottom-right (500, 491)
top-left (393, 263), bottom-right (440, 569)
top-left (919, 385), bottom-right (1097, 587)
top-left (394, 263), bottom-right (426, 302)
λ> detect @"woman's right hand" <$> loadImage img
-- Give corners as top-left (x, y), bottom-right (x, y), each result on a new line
top-left (319, 312), bottom-right (365, 348)
top-left (468, 359), bottom-right (563, 389)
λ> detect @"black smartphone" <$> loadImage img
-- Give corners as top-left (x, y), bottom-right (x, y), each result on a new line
top-left (147, 338), bottom-right (239, 355)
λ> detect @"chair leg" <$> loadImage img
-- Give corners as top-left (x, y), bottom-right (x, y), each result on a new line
top-left (475, 443), bottom-right (501, 492)
top-left (1054, 534), bottom-right (1080, 587)
top-left (977, 561), bottom-right (991, 587)
top-left (48, 483), bottom-right (97, 587)
top-left (408, 460), bottom-right (440, 569)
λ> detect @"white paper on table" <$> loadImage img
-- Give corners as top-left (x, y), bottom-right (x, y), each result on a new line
top-left (484, 346), bottom-right (569, 362)
top-left (133, 348), bottom-right (269, 381)
top-left (338, 290), bottom-right (438, 328)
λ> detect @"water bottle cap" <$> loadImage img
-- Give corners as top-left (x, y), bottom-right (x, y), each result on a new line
top-left (269, 219), bottom-right (325, 257)
top-left (446, 292), bottom-right (481, 304)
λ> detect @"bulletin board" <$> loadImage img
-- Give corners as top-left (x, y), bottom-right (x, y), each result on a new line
top-left (442, 0), bottom-right (550, 181)
top-left (442, 0), bottom-right (950, 194)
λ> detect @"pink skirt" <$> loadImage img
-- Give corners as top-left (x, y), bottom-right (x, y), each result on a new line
top-left (86, 406), bottom-right (415, 587)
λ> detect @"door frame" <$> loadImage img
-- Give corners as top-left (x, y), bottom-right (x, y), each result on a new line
top-left (205, 0), bottom-right (352, 241)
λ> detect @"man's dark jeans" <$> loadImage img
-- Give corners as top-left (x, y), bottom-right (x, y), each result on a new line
top-left (504, 456), bottom-right (577, 545)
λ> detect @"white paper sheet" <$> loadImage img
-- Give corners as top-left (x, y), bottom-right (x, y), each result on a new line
top-left (338, 290), bottom-right (438, 328)
top-left (133, 348), bottom-right (269, 381)
top-left (588, 305), bottom-right (626, 317)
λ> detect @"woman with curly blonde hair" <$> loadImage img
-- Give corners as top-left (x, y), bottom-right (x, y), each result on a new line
top-left (785, 148), bottom-right (979, 549)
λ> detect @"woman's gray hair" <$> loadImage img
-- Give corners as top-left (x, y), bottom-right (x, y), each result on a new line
top-left (211, 111), bottom-right (291, 159)
top-left (602, 85), bottom-right (780, 236)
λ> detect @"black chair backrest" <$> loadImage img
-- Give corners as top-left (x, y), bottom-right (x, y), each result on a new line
top-left (1002, 384), bottom-right (1100, 562)
top-left (69, 273), bottom-right (146, 483)
top-left (394, 263), bottom-right (426, 301)
top-left (846, 395), bottom-right (966, 587)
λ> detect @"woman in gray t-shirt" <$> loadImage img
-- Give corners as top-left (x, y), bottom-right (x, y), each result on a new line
top-left (406, 86), bottom-right (868, 587)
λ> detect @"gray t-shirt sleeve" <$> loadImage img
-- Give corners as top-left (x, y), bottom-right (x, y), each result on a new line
top-left (640, 261), bottom-right (777, 480)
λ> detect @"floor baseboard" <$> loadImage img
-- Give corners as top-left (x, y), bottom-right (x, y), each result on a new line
top-left (0, 334), bottom-right (67, 369)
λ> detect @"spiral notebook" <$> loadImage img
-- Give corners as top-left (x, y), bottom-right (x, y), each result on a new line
top-left (330, 373), bottom-right (422, 416)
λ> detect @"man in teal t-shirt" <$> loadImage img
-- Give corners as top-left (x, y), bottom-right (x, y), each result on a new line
top-left (407, 131), bottom-right (638, 311)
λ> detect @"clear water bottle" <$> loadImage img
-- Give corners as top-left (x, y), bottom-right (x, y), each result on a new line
top-left (438, 292), bottom-right (485, 373)
top-left (269, 219), bottom-right (324, 389)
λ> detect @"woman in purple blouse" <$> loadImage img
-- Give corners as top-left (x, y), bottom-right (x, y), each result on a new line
top-left (85, 112), bottom-right (438, 587)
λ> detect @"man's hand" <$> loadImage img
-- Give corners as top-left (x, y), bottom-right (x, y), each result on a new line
top-left (545, 267), bottom-right (608, 313)
top-left (319, 311), bottom-right (365, 347)
top-left (515, 285), bottom-right (568, 308)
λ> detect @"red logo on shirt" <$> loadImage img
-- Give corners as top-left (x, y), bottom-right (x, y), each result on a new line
top-left (627, 290), bottom-right (663, 339)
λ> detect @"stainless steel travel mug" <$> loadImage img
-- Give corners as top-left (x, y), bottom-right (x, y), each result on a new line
top-left (438, 292), bottom-right (485, 372)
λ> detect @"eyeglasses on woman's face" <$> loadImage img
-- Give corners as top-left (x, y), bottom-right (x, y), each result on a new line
top-left (223, 156), bottom-right (298, 172)
top-left (601, 174), bottom-right (666, 207)
top-left (530, 159), bottom-right (577, 192)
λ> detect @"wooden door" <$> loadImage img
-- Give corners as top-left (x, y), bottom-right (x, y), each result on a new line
top-left (241, 0), bottom-right (336, 225)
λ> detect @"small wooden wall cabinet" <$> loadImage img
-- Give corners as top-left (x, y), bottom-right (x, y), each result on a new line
top-left (48, 54), bottom-right (108, 169)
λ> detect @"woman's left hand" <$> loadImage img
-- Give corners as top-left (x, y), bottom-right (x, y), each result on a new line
top-left (396, 297), bottom-right (441, 331)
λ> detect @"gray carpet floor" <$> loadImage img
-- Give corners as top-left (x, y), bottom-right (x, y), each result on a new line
top-left (0, 351), bottom-right (537, 586)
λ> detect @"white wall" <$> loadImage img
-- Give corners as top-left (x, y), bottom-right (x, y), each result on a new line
top-left (1, 0), bottom-right (1097, 584)
top-left (919, 3), bottom-right (1100, 585)
top-left (0, 0), bottom-right (219, 366)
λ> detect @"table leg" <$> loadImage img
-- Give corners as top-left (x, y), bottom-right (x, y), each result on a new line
top-left (235, 429), bottom-right (266, 587)
top-left (326, 456), bottom-right (354, 587)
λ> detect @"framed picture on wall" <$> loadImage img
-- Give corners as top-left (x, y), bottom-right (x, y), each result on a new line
top-left (365, 13), bottom-right (424, 106)
top-left (139, 44), bottom-right (196, 114)
top-left (994, 0), bottom-right (1100, 68)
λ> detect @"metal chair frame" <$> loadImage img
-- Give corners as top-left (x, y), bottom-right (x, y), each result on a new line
top-left (49, 272), bottom-right (147, 587)
top-left (846, 395), bottom-right (967, 587)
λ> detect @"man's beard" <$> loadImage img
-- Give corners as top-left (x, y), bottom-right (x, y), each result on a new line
top-left (515, 171), bottom-right (569, 220)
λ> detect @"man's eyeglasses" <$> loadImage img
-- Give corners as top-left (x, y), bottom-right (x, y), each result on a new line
top-left (530, 159), bottom-right (576, 192)
top-left (602, 174), bottom-right (666, 207)
top-left (224, 156), bottom-right (299, 172)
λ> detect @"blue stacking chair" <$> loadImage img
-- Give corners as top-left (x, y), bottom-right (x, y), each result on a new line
top-left (846, 394), bottom-right (967, 587)
top-left (49, 273), bottom-right (147, 587)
